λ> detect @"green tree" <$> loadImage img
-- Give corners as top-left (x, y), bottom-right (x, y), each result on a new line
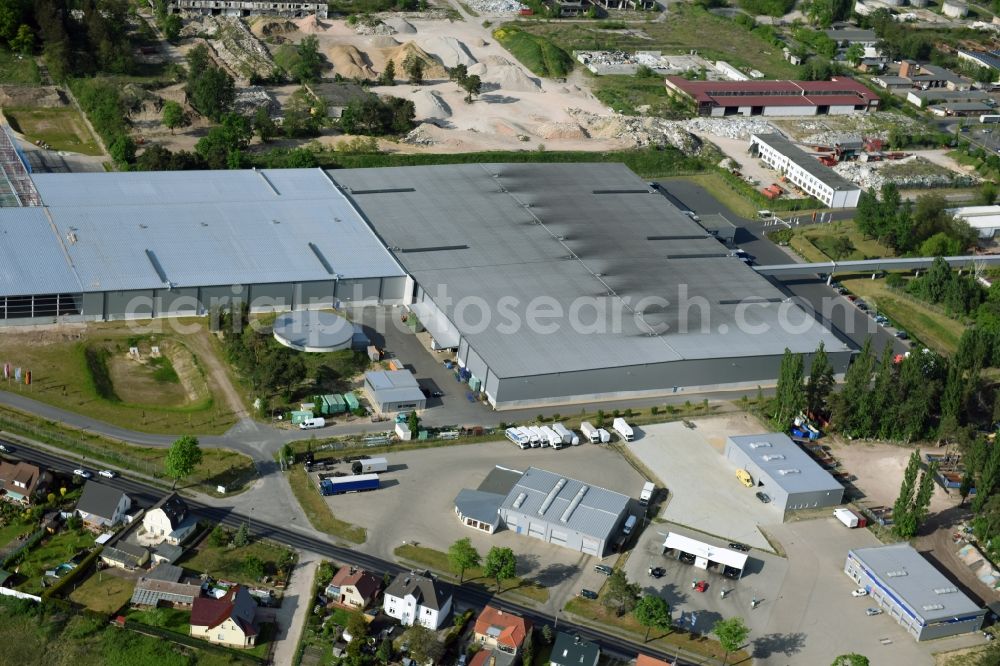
top-left (834, 337), bottom-right (874, 436)
top-left (108, 134), bottom-right (135, 166)
top-left (403, 53), bottom-right (424, 84)
top-left (844, 43), bottom-right (864, 66)
top-left (9, 23), bottom-right (32, 55)
top-left (209, 525), bottom-right (229, 547)
top-left (291, 35), bottom-right (324, 83)
top-left (893, 450), bottom-right (921, 537)
top-left (910, 461), bottom-right (938, 535)
top-left (832, 655), bottom-right (870, 666)
top-left (805, 342), bottom-right (835, 416)
top-left (449, 63), bottom-right (468, 82)
top-left (0, 0), bottom-right (29, 44)
top-left (602, 569), bottom-right (641, 617)
top-left (541, 624), bottom-right (554, 644)
top-left (461, 74), bottom-right (482, 103)
top-left (162, 13), bottom-right (182, 40)
top-left (281, 443), bottom-right (294, 465)
top-left (161, 100), bottom-right (187, 134)
top-left (404, 624), bottom-right (443, 664)
top-left (521, 629), bottom-right (535, 666)
top-left (379, 59), bottom-right (396, 86)
top-left (773, 348), bottom-right (805, 425)
top-left (633, 595), bottom-right (672, 642)
top-left (187, 64), bottom-right (235, 121)
top-left (483, 546), bottom-right (516, 593)
top-left (713, 617), bottom-right (750, 666)
top-left (447, 537), bottom-right (480, 583)
top-left (346, 610), bottom-right (368, 643)
top-left (242, 555), bottom-right (265, 581)
top-left (376, 637), bottom-right (392, 664)
top-left (960, 471), bottom-right (973, 507)
top-left (407, 410), bottom-right (420, 434)
top-left (827, 235), bottom-right (855, 260)
top-left (253, 106), bottom-right (277, 143)
top-left (164, 435), bottom-right (203, 488)
top-left (233, 521), bottom-right (250, 547)
top-left (981, 181), bottom-right (998, 206)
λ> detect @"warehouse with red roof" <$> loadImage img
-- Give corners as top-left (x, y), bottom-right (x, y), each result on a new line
top-left (665, 76), bottom-right (879, 116)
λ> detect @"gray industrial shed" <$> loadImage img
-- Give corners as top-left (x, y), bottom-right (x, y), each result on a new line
top-left (364, 370), bottom-right (426, 413)
top-left (725, 433), bottom-right (844, 515)
top-left (332, 163), bottom-right (853, 410)
top-left (497, 466), bottom-right (631, 556)
top-left (846, 544), bottom-right (985, 641)
top-left (0, 169), bottom-right (408, 323)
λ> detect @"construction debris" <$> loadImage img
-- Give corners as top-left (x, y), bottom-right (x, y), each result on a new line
top-left (234, 87), bottom-right (278, 117)
top-left (209, 17), bottom-right (280, 83)
top-left (463, 0), bottom-right (527, 13)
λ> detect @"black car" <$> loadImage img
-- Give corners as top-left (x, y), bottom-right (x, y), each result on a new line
top-left (728, 542), bottom-right (750, 552)
top-left (649, 567), bottom-right (666, 578)
top-left (755, 491), bottom-right (771, 504)
top-left (895, 330), bottom-right (909, 340)
top-left (679, 552), bottom-right (696, 565)
top-left (431, 390), bottom-right (444, 398)
top-left (580, 589), bottom-right (598, 600)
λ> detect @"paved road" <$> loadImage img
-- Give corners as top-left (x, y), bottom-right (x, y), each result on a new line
top-left (655, 179), bottom-right (908, 358)
top-left (8, 440), bottom-right (711, 666)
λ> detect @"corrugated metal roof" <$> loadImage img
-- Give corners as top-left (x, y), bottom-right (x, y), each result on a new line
top-left (849, 544), bottom-right (983, 624)
top-left (499, 466), bottom-right (629, 541)
top-left (663, 532), bottom-right (747, 569)
top-left (0, 207), bottom-right (81, 297)
top-left (365, 370), bottom-right (425, 403)
top-left (728, 433), bottom-right (843, 495)
top-left (4, 168), bottom-right (402, 296)
top-left (332, 163), bottom-right (847, 378)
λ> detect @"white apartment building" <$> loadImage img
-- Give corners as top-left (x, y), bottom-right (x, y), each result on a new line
top-left (750, 133), bottom-right (862, 208)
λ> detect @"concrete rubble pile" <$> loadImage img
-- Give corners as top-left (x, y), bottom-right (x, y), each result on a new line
top-left (834, 156), bottom-right (978, 191)
top-left (234, 87), bottom-right (278, 117)
top-left (401, 127), bottom-right (437, 146)
top-left (464, 0), bottom-right (528, 13)
top-left (682, 117), bottom-right (775, 140)
top-left (179, 15), bottom-right (220, 38)
top-left (354, 21), bottom-right (397, 36)
top-left (568, 109), bottom-right (704, 154)
top-left (210, 17), bottom-right (280, 83)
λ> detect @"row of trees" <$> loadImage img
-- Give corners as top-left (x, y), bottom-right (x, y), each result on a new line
top-left (771, 343), bottom-right (835, 425)
top-left (855, 184), bottom-right (976, 255)
top-left (892, 450), bottom-right (938, 538)
top-left (903, 256), bottom-right (984, 318)
top-left (219, 307), bottom-right (307, 403)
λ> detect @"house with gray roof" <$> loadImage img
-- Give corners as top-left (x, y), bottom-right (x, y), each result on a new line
top-left (143, 493), bottom-right (197, 545)
top-left (383, 571), bottom-right (452, 629)
top-left (846, 544), bottom-right (985, 640)
top-left (550, 632), bottom-right (600, 666)
top-left (75, 481), bottom-right (131, 529)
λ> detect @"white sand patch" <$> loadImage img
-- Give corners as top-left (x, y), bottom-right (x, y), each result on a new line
top-left (417, 36), bottom-right (477, 68)
top-left (413, 90), bottom-right (452, 120)
top-left (384, 17), bottom-right (417, 34)
top-left (468, 61), bottom-right (540, 92)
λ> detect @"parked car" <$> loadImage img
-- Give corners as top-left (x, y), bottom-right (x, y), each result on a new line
top-left (693, 580), bottom-right (708, 593)
top-left (728, 542), bottom-right (750, 552)
top-left (73, 469), bottom-right (92, 479)
top-left (852, 588), bottom-right (869, 597)
top-left (0, 443), bottom-right (13, 453)
top-left (755, 491), bottom-right (771, 504)
top-left (431, 390), bottom-right (444, 398)
top-left (98, 470), bottom-right (118, 479)
top-left (649, 567), bottom-right (666, 578)
top-left (580, 589), bottom-right (598, 600)
top-left (866, 608), bottom-right (883, 616)
top-left (594, 564), bottom-right (613, 576)
top-left (895, 330), bottom-right (909, 340)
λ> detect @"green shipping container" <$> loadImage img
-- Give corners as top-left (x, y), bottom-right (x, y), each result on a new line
top-left (344, 392), bottom-right (360, 411)
top-left (290, 410), bottom-right (313, 425)
top-left (469, 376), bottom-right (482, 392)
top-left (325, 394), bottom-right (347, 414)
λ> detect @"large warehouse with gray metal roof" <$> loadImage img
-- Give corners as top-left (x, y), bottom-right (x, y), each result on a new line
top-left (0, 158), bottom-right (852, 409)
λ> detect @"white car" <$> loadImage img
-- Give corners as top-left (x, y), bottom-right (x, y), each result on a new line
top-left (852, 588), bottom-right (868, 597)
top-left (0, 443), bottom-right (12, 453)
top-left (98, 470), bottom-right (118, 479)
top-left (73, 469), bottom-right (92, 479)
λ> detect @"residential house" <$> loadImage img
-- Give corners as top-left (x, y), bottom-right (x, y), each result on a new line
top-left (473, 605), bottom-right (533, 664)
top-left (131, 565), bottom-right (202, 608)
top-left (382, 571), bottom-right (452, 630)
top-left (636, 656), bottom-right (672, 666)
top-left (143, 493), bottom-right (196, 545)
top-left (100, 541), bottom-right (150, 570)
top-left (190, 585), bottom-right (259, 649)
top-left (0, 460), bottom-right (50, 505)
top-left (550, 632), bottom-right (600, 666)
top-left (75, 481), bottom-right (131, 529)
top-left (325, 565), bottom-right (381, 610)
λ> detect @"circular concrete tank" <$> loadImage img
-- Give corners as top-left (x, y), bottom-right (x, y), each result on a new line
top-left (272, 310), bottom-right (354, 352)
top-left (942, 0), bottom-right (968, 16)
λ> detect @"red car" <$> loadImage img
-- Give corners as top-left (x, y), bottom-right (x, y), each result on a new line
top-left (693, 580), bottom-right (708, 593)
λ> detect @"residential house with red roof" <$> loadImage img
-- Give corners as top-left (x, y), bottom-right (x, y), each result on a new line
top-left (471, 605), bottom-right (533, 666)
top-left (325, 565), bottom-right (381, 610)
top-left (190, 585), bottom-right (258, 648)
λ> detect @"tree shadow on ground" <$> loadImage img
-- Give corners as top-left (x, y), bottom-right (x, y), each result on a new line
top-left (751, 632), bottom-right (806, 659)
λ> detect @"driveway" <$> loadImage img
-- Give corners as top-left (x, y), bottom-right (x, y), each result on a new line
top-left (262, 551), bottom-right (320, 666)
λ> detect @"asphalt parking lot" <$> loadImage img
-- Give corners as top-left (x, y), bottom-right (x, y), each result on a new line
top-left (628, 418), bottom-right (782, 550)
top-left (315, 438), bottom-right (646, 611)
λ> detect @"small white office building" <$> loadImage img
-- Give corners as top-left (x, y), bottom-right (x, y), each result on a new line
top-left (750, 133), bottom-right (862, 208)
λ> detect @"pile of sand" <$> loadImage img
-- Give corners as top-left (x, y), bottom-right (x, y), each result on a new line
top-left (468, 61), bottom-right (540, 92)
top-left (293, 15), bottom-right (332, 34)
top-left (536, 122), bottom-right (588, 140)
top-left (413, 90), bottom-right (452, 120)
top-left (370, 35), bottom-right (400, 48)
top-left (383, 42), bottom-right (449, 80)
top-left (251, 19), bottom-right (297, 37)
top-left (326, 44), bottom-right (375, 79)
top-left (384, 17), bottom-right (416, 34)
top-left (418, 36), bottom-right (477, 68)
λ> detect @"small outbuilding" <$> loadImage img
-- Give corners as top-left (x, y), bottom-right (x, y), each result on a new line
top-left (364, 370), bottom-right (426, 414)
top-left (661, 532), bottom-right (747, 579)
top-left (726, 433), bottom-right (844, 516)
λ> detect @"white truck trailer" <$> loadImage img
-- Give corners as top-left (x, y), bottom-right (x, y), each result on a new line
top-left (580, 421), bottom-right (600, 443)
top-left (613, 418), bottom-right (634, 442)
top-left (506, 428), bottom-right (530, 449)
top-left (597, 428), bottom-right (611, 443)
top-left (639, 481), bottom-right (655, 506)
top-left (528, 426), bottom-right (547, 447)
top-left (552, 423), bottom-right (580, 446)
top-left (540, 425), bottom-right (564, 448)
top-left (834, 508), bottom-right (860, 528)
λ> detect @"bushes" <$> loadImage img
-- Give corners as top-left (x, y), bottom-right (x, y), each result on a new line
top-left (68, 78), bottom-right (132, 166)
top-left (339, 96), bottom-right (415, 136)
top-left (738, 0), bottom-right (794, 16)
top-left (492, 27), bottom-right (573, 78)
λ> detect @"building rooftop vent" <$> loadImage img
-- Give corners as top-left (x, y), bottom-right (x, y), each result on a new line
top-left (749, 441), bottom-right (772, 449)
top-left (560, 486), bottom-right (589, 524)
top-left (922, 603), bottom-right (945, 611)
top-left (761, 454), bottom-right (785, 462)
top-left (934, 587), bottom-right (958, 595)
top-left (777, 469), bottom-right (801, 475)
top-left (538, 479), bottom-right (566, 516)
top-left (512, 492), bottom-right (527, 509)
top-left (885, 570), bottom-right (908, 578)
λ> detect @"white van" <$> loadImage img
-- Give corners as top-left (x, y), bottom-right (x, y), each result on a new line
top-left (299, 417), bottom-right (326, 430)
top-left (622, 515), bottom-right (638, 536)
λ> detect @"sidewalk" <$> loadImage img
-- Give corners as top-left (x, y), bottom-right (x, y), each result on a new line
top-left (266, 551), bottom-right (320, 666)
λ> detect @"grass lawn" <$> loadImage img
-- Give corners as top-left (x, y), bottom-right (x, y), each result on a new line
top-left (564, 596), bottom-right (750, 663)
top-left (127, 607), bottom-right (192, 633)
top-left (514, 5), bottom-right (801, 80)
top-left (794, 220), bottom-right (896, 261)
top-left (4, 106), bottom-right (102, 156)
top-left (492, 26), bottom-right (574, 78)
top-left (69, 571), bottom-right (137, 614)
top-left (0, 322), bottom-right (237, 435)
top-left (840, 278), bottom-right (965, 355)
top-left (394, 543), bottom-right (549, 604)
top-left (287, 465), bottom-right (367, 544)
top-left (0, 49), bottom-right (40, 85)
top-left (14, 528), bottom-right (95, 595)
top-left (0, 517), bottom-right (32, 550)
top-left (180, 536), bottom-right (296, 586)
top-left (593, 73), bottom-right (686, 117)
